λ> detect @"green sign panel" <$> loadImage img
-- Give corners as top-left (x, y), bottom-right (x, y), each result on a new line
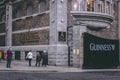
top-left (83, 33), bottom-right (119, 69)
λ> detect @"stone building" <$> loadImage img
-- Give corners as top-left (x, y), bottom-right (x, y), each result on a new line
top-left (0, 0), bottom-right (120, 69)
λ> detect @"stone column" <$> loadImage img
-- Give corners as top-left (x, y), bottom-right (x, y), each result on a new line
top-left (5, 2), bottom-right (12, 49)
top-left (49, 0), bottom-right (68, 66)
top-left (72, 24), bottom-right (87, 68)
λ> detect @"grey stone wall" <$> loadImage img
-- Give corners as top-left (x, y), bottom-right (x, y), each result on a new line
top-left (49, 0), bottom-right (68, 66)
top-left (67, 0), bottom-right (74, 27)
top-left (0, 0), bottom-right (119, 67)
top-left (67, 25), bottom-right (87, 68)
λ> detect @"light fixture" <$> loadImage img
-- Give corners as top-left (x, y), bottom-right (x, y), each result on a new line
top-left (73, 3), bottom-right (77, 11)
top-left (87, 0), bottom-right (90, 5)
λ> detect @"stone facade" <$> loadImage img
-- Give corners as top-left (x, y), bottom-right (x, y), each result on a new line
top-left (86, 1), bottom-right (118, 40)
top-left (67, 0), bottom-right (120, 68)
top-left (0, 0), bottom-right (50, 60)
top-left (49, 0), bottom-right (68, 66)
top-left (0, 0), bottom-right (120, 68)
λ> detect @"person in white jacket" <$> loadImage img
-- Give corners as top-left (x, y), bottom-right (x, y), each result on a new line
top-left (26, 50), bottom-right (33, 67)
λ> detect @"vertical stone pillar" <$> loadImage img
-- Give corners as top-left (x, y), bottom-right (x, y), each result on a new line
top-left (72, 24), bottom-right (87, 68)
top-left (5, 2), bottom-right (12, 49)
top-left (21, 51), bottom-right (25, 60)
top-left (49, 0), bottom-right (68, 66)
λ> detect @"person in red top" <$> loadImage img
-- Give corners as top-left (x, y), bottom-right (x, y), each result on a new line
top-left (6, 47), bottom-right (13, 68)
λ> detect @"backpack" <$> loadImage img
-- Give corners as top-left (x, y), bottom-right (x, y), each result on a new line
top-left (5, 52), bottom-right (8, 58)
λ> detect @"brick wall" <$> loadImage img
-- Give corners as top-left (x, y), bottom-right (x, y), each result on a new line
top-left (12, 14), bottom-right (49, 31)
top-left (12, 0), bottom-right (49, 18)
top-left (12, 0), bottom-right (50, 46)
top-left (12, 30), bottom-right (49, 46)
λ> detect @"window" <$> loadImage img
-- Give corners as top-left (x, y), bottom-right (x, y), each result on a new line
top-left (87, 0), bottom-right (94, 12)
top-left (16, 8), bottom-right (22, 18)
top-left (98, 0), bottom-right (105, 13)
top-left (0, 13), bottom-right (5, 22)
top-left (106, 1), bottom-right (110, 14)
top-left (27, 5), bottom-right (33, 15)
top-left (72, 0), bottom-right (112, 15)
top-left (72, 0), bottom-right (85, 11)
top-left (39, 0), bottom-right (46, 12)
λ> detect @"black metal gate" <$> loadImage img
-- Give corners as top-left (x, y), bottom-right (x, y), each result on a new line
top-left (83, 33), bottom-right (119, 69)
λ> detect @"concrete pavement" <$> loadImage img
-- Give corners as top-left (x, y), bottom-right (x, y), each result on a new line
top-left (0, 60), bottom-right (83, 72)
top-left (0, 60), bottom-right (120, 72)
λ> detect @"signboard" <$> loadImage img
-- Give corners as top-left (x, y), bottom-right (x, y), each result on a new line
top-left (83, 33), bottom-right (119, 69)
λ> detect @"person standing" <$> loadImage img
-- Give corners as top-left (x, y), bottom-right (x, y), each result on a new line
top-left (26, 50), bottom-right (33, 67)
top-left (6, 47), bottom-right (13, 68)
top-left (35, 51), bottom-right (42, 67)
top-left (42, 50), bottom-right (48, 67)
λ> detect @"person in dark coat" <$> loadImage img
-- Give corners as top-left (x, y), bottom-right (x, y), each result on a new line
top-left (35, 51), bottom-right (42, 67)
top-left (42, 50), bottom-right (48, 67)
top-left (6, 47), bottom-right (13, 68)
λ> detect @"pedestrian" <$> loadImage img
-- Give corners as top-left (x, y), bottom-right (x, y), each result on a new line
top-left (26, 50), bottom-right (33, 67)
top-left (35, 51), bottom-right (42, 67)
top-left (6, 47), bottom-right (13, 68)
top-left (0, 51), bottom-right (2, 62)
top-left (42, 50), bottom-right (48, 67)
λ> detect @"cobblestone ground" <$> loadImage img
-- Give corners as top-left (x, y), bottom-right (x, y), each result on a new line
top-left (0, 71), bottom-right (120, 80)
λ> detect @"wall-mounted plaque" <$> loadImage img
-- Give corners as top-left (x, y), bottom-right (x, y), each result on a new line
top-left (58, 31), bottom-right (66, 42)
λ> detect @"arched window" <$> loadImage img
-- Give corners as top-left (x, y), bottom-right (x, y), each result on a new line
top-left (98, 0), bottom-right (105, 13)
top-left (87, 0), bottom-right (94, 12)
top-left (106, 1), bottom-right (111, 14)
top-left (72, 0), bottom-right (85, 11)
top-left (39, 0), bottom-right (46, 12)
top-left (27, 4), bottom-right (33, 15)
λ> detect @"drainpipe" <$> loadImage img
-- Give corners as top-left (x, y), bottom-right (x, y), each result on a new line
top-left (118, 0), bottom-right (120, 66)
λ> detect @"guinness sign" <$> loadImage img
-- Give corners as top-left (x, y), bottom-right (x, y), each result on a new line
top-left (83, 33), bottom-right (119, 69)
top-left (89, 43), bottom-right (115, 51)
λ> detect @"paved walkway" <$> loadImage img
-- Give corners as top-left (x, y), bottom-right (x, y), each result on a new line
top-left (0, 60), bottom-right (120, 72)
top-left (0, 60), bottom-right (83, 72)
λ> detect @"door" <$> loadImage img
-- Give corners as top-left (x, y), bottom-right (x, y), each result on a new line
top-left (15, 51), bottom-right (21, 60)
